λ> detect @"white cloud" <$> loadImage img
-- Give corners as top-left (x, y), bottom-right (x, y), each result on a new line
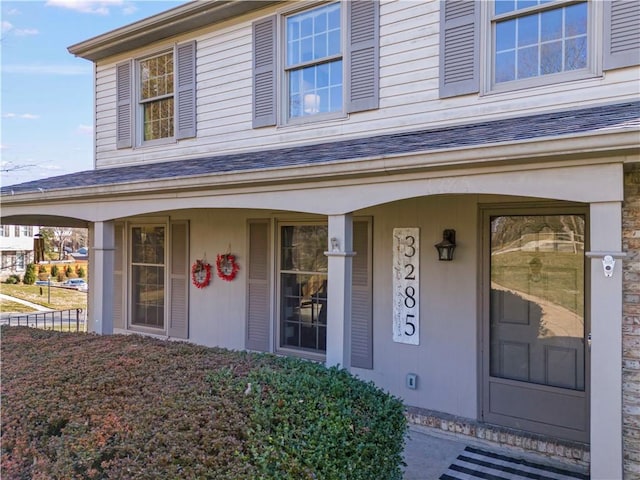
top-left (2, 64), bottom-right (91, 75)
top-left (45, 0), bottom-right (137, 16)
top-left (5, 8), bottom-right (21, 16)
top-left (76, 124), bottom-right (93, 135)
top-left (1, 20), bottom-right (39, 36)
top-left (2, 113), bottom-right (40, 120)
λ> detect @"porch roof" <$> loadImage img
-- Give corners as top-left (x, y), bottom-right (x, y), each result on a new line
top-left (2, 100), bottom-right (639, 198)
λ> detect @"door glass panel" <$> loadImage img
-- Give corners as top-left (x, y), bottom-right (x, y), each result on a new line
top-left (280, 225), bottom-right (328, 353)
top-left (490, 215), bottom-right (585, 390)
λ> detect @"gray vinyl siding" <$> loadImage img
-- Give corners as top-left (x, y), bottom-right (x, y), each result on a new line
top-left (439, 0), bottom-right (479, 98)
top-left (252, 16), bottom-right (277, 128)
top-left (169, 221), bottom-right (189, 339)
top-left (113, 223), bottom-right (125, 329)
top-left (95, 1), bottom-right (638, 170)
top-left (603, 0), bottom-right (640, 70)
top-left (176, 41), bottom-right (197, 139)
top-left (352, 219), bottom-right (373, 369)
top-left (247, 220), bottom-right (271, 352)
top-left (115, 61), bottom-right (132, 149)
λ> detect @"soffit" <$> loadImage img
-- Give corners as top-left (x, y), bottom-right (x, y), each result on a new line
top-left (68, 0), bottom-right (283, 62)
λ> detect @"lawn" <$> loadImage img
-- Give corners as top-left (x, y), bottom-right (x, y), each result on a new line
top-left (0, 284), bottom-right (87, 312)
top-left (0, 327), bottom-right (407, 480)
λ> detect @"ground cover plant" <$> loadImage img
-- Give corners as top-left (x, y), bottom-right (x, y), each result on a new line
top-left (1, 327), bottom-right (407, 479)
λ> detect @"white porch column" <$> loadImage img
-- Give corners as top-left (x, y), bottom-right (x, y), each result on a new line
top-left (587, 202), bottom-right (624, 479)
top-left (88, 221), bottom-right (115, 335)
top-left (325, 214), bottom-right (355, 369)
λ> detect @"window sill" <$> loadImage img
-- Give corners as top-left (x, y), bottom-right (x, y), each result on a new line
top-left (276, 346), bottom-right (326, 363)
top-left (483, 70), bottom-right (602, 97)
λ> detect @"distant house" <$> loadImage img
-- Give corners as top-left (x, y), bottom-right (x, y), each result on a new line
top-left (0, 225), bottom-right (39, 280)
top-left (1, 2), bottom-right (639, 478)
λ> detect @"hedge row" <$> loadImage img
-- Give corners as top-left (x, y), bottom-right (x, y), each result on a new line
top-left (1, 327), bottom-right (407, 479)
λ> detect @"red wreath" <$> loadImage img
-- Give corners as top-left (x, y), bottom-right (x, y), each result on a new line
top-left (191, 259), bottom-right (212, 289)
top-left (216, 253), bottom-right (239, 281)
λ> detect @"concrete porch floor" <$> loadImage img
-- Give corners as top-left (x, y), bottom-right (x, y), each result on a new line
top-left (402, 424), bottom-right (590, 479)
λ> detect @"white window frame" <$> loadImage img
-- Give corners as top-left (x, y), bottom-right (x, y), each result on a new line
top-left (127, 222), bottom-right (168, 334)
top-left (278, 1), bottom-right (347, 126)
top-left (276, 219), bottom-right (328, 361)
top-left (482, 0), bottom-right (602, 94)
top-left (135, 49), bottom-right (176, 147)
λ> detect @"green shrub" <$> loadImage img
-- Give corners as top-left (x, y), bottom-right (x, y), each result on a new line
top-left (240, 357), bottom-right (407, 480)
top-left (50, 265), bottom-right (59, 277)
top-left (22, 263), bottom-right (37, 285)
top-left (38, 264), bottom-right (47, 273)
top-left (0, 328), bottom-right (407, 480)
top-left (76, 266), bottom-right (86, 278)
top-left (4, 274), bottom-right (21, 284)
top-left (64, 265), bottom-right (74, 278)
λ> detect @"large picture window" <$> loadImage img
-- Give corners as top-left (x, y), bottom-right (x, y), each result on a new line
top-left (279, 224), bottom-right (328, 354)
top-left (286, 2), bottom-right (343, 120)
top-left (491, 0), bottom-right (589, 86)
top-left (130, 225), bottom-right (165, 329)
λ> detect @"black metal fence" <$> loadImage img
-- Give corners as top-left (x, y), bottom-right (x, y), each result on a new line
top-left (1, 309), bottom-right (86, 332)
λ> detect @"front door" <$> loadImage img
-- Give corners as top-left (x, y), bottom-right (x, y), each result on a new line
top-left (482, 208), bottom-right (589, 443)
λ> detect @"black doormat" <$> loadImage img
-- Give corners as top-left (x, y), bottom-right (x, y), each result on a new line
top-left (439, 446), bottom-right (589, 480)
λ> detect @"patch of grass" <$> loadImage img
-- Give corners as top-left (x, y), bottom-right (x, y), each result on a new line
top-left (1, 327), bottom-right (407, 479)
top-left (0, 284), bottom-right (86, 311)
top-left (0, 300), bottom-right (35, 314)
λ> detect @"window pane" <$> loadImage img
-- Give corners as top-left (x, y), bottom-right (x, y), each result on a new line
top-left (496, 51), bottom-right (516, 82)
top-left (131, 265), bottom-right (165, 328)
top-left (517, 45), bottom-right (538, 78)
top-left (565, 36), bottom-right (587, 70)
top-left (541, 41), bottom-right (562, 74)
top-left (496, 19), bottom-right (516, 51)
top-left (517, 14), bottom-right (538, 47)
top-left (143, 98), bottom-right (174, 141)
top-left (541, 8), bottom-right (562, 41)
top-left (565, 2), bottom-right (587, 36)
top-left (495, 0), bottom-right (515, 15)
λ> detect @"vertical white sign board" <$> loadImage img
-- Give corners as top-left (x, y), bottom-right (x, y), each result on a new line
top-left (393, 227), bottom-right (419, 345)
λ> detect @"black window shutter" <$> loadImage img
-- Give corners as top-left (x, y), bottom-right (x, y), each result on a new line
top-left (176, 41), bottom-right (197, 139)
top-left (439, 0), bottom-right (479, 98)
top-left (116, 61), bottom-right (132, 148)
top-left (347, 0), bottom-right (379, 113)
top-left (253, 16), bottom-right (277, 128)
top-left (603, 0), bottom-right (640, 70)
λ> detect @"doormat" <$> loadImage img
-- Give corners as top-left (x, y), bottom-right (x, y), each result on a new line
top-left (439, 446), bottom-right (589, 480)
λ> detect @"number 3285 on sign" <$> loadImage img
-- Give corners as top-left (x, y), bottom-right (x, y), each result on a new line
top-left (393, 227), bottom-right (419, 345)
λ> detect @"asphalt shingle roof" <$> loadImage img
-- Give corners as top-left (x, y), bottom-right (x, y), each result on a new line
top-left (2, 101), bottom-right (639, 196)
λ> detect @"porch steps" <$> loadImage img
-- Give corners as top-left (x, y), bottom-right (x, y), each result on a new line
top-left (405, 406), bottom-right (590, 472)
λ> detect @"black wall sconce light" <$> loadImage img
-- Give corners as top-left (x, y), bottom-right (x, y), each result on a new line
top-left (434, 229), bottom-right (456, 261)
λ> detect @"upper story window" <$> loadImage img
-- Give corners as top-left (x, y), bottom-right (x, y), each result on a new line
top-left (21, 226), bottom-right (33, 236)
top-left (285, 3), bottom-right (343, 120)
top-left (252, 0), bottom-right (379, 128)
top-left (492, 0), bottom-right (589, 86)
top-left (116, 42), bottom-right (196, 149)
top-left (439, 0), bottom-right (640, 98)
top-left (1, 225), bottom-right (9, 237)
top-left (14, 226), bottom-right (20, 237)
top-left (139, 52), bottom-right (174, 142)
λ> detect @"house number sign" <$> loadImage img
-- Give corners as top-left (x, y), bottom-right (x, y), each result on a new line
top-left (393, 227), bottom-right (419, 345)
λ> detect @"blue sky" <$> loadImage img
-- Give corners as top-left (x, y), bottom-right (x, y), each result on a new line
top-left (1, 0), bottom-right (187, 187)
